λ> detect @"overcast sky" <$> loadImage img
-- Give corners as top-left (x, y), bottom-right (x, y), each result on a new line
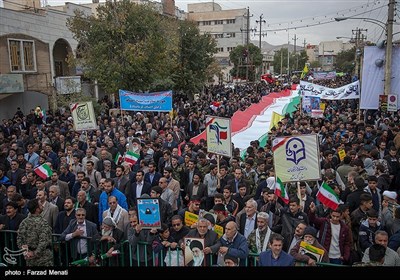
top-left (32, 0), bottom-right (400, 45)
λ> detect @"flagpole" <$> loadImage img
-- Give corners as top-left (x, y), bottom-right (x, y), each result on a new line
top-left (217, 155), bottom-right (220, 192)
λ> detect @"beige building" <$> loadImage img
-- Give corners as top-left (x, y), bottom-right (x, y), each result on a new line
top-left (0, 0), bottom-right (184, 119)
top-left (187, 2), bottom-right (246, 83)
top-left (305, 40), bottom-right (354, 71)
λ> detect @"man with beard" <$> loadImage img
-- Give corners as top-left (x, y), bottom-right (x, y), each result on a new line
top-left (54, 197), bottom-right (76, 234)
top-left (98, 217), bottom-right (124, 266)
top-left (186, 239), bottom-right (205, 266)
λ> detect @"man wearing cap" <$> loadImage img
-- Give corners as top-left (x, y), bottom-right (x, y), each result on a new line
top-left (99, 216), bottom-right (124, 265)
top-left (290, 226), bottom-right (329, 265)
top-left (224, 254), bottom-right (239, 266)
top-left (381, 190), bottom-right (399, 231)
top-left (0, 201), bottom-right (26, 231)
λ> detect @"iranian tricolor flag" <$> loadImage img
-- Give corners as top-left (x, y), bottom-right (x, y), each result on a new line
top-left (274, 177), bottom-right (289, 204)
top-left (317, 182), bottom-right (340, 210)
top-left (114, 152), bottom-right (123, 165)
top-left (124, 151), bottom-right (140, 166)
top-left (34, 163), bottom-right (53, 179)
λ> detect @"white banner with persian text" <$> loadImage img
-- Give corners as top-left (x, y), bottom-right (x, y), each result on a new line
top-left (299, 80), bottom-right (360, 100)
top-left (70, 101), bottom-right (97, 131)
top-left (206, 116), bottom-right (232, 158)
top-left (272, 134), bottom-right (321, 183)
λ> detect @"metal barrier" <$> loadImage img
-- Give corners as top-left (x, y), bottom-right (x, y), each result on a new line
top-left (0, 230), bottom-right (26, 267)
top-left (0, 230), bottom-right (350, 267)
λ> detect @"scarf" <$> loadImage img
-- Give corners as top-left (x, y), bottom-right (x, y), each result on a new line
top-left (104, 204), bottom-right (123, 225)
top-left (256, 227), bottom-right (271, 253)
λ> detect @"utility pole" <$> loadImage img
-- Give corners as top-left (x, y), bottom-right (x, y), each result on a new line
top-left (384, 0), bottom-right (395, 96)
top-left (352, 28), bottom-right (367, 79)
top-left (292, 34), bottom-right (298, 70)
top-left (256, 14), bottom-right (266, 79)
top-left (256, 14), bottom-right (266, 50)
top-left (243, 7), bottom-right (253, 82)
top-left (303, 38), bottom-right (307, 49)
top-left (287, 24), bottom-right (290, 77)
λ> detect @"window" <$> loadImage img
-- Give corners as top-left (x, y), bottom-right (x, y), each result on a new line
top-left (214, 34), bottom-right (224, 39)
top-left (203, 21), bottom-right (212, 26)
top-left (214, 20), bottom-right (223, 25)
top-left (216, 47), bottom-right (224, 52)
top-left (227, 47), bottom-right (236, 52)
top-left (8, 39), bottom-right (36, 72)
top-left (226, 33), bottom-right (236, 38)
top-left (227, 19), bottom-right (236, 24)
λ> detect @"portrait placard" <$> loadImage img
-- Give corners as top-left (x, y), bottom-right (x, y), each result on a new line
top-left (137, 198), bottom-right (161, 229)
top-left (184, 237), bottom-right (205, 267)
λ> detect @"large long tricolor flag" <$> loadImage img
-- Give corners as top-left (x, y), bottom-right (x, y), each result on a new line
top-left (316, 182), bottom-right (340, 210)
top-left (274, 177), bottom-right (289, 204)
top-left (124, 151), bottom-right (140, 166)
top-left (34, 163), bottom-right (53, 179)
top-left (188, 86), bottom-right (301, 155)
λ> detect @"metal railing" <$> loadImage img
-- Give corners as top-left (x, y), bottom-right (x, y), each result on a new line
top-left (0, 230), bottom-right (348, 267)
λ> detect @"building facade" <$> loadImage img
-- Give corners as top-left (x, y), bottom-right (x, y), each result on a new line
top-left (0, 1), bottom-right (85, 119)
top-left (187, 2), bottom-right (246, 83)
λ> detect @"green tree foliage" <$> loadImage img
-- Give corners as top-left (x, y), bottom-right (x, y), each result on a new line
top-left (172, 21), bottom-right (217, 94)
top-left (273, 49), bottom-right (308, 75)
top-left (67, 0), bottom-right (216, 95)
top-left (229, 44), bottom-right (263, 81)
top-left (334, 47), bottom-right (356, 74)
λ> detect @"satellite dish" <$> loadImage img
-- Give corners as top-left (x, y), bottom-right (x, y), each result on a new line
top-left (375, 59), bottom-right (384, 67)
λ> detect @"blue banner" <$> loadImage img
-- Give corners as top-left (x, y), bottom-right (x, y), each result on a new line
top-left (119, 89), bottom-right (172, 112)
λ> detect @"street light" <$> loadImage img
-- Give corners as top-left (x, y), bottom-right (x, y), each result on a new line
top-left (334, 0), bottom-right (395, 96)
top-left (334, 17), bottom-right (386, 31)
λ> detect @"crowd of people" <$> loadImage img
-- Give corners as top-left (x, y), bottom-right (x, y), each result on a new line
top-left (0, 75), bottom-right (399, 267)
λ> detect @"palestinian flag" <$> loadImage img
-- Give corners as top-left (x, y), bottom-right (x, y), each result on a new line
top-left (317, 182), bottom-right (340, 210)
top-left (114, 152), bottom-right (123, 165)
top-left (35, 163), bottom-right (53, 179)
top-left (124, 151), bottom-right (140, 166)
top-left (274, 177), bottom-right (289, 204)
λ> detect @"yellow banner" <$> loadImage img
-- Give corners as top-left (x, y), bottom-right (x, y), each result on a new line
top-left (184, 212), bottom-right (199, 227)
top-left (214, 225), bottom-right (224, 238)
top-left (270, 111), bottom-right (284, 131)
top-left (338, 149), bottom-right (346, 162)
top-left (299, 241), bottom-right (325, 262)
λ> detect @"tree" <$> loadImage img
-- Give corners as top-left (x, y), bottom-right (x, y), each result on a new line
top-left (334, 47), bottom-right (356, 74)
top-left (229, 44), bottom-right (263, 82)
top-left (67, 0), bottom-right (216, 96)
top-left (172, 21), bottom-right (217, 95)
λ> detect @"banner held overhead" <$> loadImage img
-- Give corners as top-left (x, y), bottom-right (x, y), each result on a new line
top-left (206, 116), bottom-right (232, 158)
top-left (272, 134), bottom-right (321, 182)
top-left (119, 89), bottom-right (172, 112)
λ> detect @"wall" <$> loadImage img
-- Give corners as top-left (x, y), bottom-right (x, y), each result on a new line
top-left (0, 91), bottom-right (48, 119)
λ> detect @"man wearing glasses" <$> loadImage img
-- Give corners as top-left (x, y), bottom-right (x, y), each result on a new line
top-left (60, 208), bottom-right (100, 261)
